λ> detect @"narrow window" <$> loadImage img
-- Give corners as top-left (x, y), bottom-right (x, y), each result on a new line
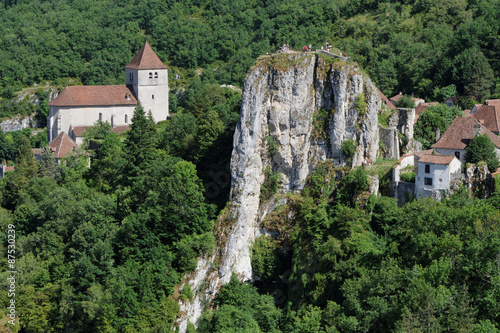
top-left (455, 151), bottom-right (460, 159)
top-left (425, 164), bottom-right (430, 173)
top-left (154, 72), bottom-right (158, 78)
top-left (125, 114), bottom-right (128, 123)
top-left (424, 177), bottom-right (433, 186)
top-left (99, 113), bottom-right (103, 121)
top-left (149, 72), bottom-right (153, 78)
top-left (129, 73), bottom-right (133, 82)
top-left (152, 94), bottom-right (155, 99)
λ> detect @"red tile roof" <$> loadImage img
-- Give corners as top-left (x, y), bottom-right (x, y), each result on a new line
top-left (414, 149), bottom-right (443, 159)
top-left (485, 99), bottom-right (500, 107)
top-left (47, 132), bottom-right (79, 159)
top-left (72, 125), bottom-right (131, 137)
top-left (418, 155), bottom-right (456, 165)
top-left (415, 102), bottom-right (439, 122)
top-left (463, 109), bottom-right (473, 117)
top-left (4, 166), bottom-right (14, 172)
top-left (432, 116), bottom-right (500, 150)
top-left (390, 93), bottom-right (403, 103)
top-left (473, 104), bottom-right (500, 133)
top-left (49, 85), bottom-right (137, 107)
top-left (112, 125), bottom-right (131, 134)
top-left (125, 42), bottom-right (168, 70)
top-left (378, 89), bottom-right (396, 110)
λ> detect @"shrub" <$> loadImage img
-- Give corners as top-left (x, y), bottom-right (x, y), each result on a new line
top-left (250, 236), bottom-right (285, 281)
top-left (466, 134), bottom-right (499, 172)
top-left (266, 135), bottom-right (278, 156)
top-left (354, 94), bottom-right (367, 115)
top-left (179, 284), bottom-right (194, 302)
top-left (341, 139), bottom-right (357, 160)
top-left (260, 166), bottom-right (282, 201)
top-left (395, 95), bottom-right (415, 108)
top-left (400, 172), bottom-right (416, 183)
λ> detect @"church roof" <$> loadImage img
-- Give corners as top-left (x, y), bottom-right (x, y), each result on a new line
top-left (49, 85), bottom-right (137, 107)
top-left (125, 42), bottom-right (168, 70)
top-left (47, 132), bottom-right (79, 159)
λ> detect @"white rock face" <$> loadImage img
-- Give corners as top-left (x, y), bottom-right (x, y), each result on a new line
top-left (177, 53), bottom-right (384, 332)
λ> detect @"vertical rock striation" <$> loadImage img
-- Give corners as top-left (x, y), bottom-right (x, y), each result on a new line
top-left (178, 53), bottom-right (385, 331)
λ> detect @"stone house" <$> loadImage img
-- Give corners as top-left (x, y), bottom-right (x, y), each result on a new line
top-left (48, 42), bottom-right (169, 142)
top-left (415, 154), bottom-right (461, 198)
top-left (35, 132), bottom-right (81, 165)
top-left (432, 116), bottom-right (500, 164)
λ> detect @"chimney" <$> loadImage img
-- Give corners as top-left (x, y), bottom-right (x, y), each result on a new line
top-left (473, 123), bottom-right (481, 137)
top-left (435, 127), bottom-right (440, 142)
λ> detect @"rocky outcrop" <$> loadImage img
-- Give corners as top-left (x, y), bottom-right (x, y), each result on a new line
top-left (0, 115), bottom-right (37, 132)
top-left (177, 53), bottom-right (387, 331)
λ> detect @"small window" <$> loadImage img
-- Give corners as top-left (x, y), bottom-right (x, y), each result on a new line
top-left (154, 72), bottom-right (158, 78)
top-left (149, 72), bottom-right (153, 78)
top-left (99, 113), bottom-right (103, 121)
top-left (439, 178), bottom-right (443, 183)
top-left (125, 114), bottom-right (128, 123)
top-left (129, 73), bottom-right (133, 82)
top-left (424, 177), bottom-right (433, 186)
top-left (152, 94), bottom-right (155, 99)
top-left (425, 164), bottom-right (430, 173)
top-left (455, 151), bottom-right (460, 159)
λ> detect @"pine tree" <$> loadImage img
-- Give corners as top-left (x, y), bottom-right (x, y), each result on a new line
top-left (121, 102), bottom-right (157, 184)
top-left (38, 148), bottom-right (57, 178)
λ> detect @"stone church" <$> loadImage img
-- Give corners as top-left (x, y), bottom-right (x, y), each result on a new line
top-left (47, 42), bottom-right (169, 142)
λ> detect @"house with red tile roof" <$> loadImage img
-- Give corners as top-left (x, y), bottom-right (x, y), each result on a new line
top-left (432, 116), bottom-right (500, 164)
top-left (471, 99), bottom-right (500, 134)
top-left (415, 154), bottom-right (461, 198)
top-left (389, 93), bottom-right (425, 107)
top-left (48, 42), bottom-right (169, 142)
top-left (34, 132), bottom-right (81, 164)
top-left (378, 89), bottom-right (396, 111)
top-left (414, 102), bottom-right (439, 123)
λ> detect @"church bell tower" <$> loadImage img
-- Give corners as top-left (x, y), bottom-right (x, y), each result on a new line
top-left (125, 42), bottom-right (169, 121)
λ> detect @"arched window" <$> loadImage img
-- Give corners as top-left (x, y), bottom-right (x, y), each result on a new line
top-left (99, 113), bottom-right (103, 121)
top-left (125, 114), bottom-right (128, 123)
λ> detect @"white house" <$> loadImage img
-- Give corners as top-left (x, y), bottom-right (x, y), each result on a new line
top-left (415, 154), bottom-right (461, 198)
top-left (47, 42), bottom-right (169, 142)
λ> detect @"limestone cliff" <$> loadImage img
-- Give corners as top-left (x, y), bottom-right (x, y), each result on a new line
top-left (177, 53), bottom-right (385, 331)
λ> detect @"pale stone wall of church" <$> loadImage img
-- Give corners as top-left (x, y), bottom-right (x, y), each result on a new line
top-left (48, 105), bottom-right (135, 141)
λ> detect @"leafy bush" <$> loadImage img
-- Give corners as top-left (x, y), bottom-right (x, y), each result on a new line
top-left (266, 135), bottom-right (278, 157)
top-left (354, 94), bottom-right (367, 115)
top-left (400, 171), bottom-right (416, 183)
top-left (179, 284), bottom-right (193, 302)
top-left (395, 95), bottom-right (415, 108)
top-left (251, 236), bottom-right (285, 281)
top-left (466, 134), bottom-right (499, 172)
top-left (260, 166), bottom-right (282, 201)
top-left (341, 139), bottom-right (358, 160)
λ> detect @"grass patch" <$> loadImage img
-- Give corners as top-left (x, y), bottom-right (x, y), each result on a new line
top-left (378, 107), bottom-right (396, 128)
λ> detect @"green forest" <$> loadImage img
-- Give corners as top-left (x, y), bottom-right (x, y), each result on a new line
top-left (1, 0), bottom-right (500, 332)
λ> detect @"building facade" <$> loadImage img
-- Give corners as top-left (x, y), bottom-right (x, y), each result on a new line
top-left (48, 43), bottom-right (168, 142)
